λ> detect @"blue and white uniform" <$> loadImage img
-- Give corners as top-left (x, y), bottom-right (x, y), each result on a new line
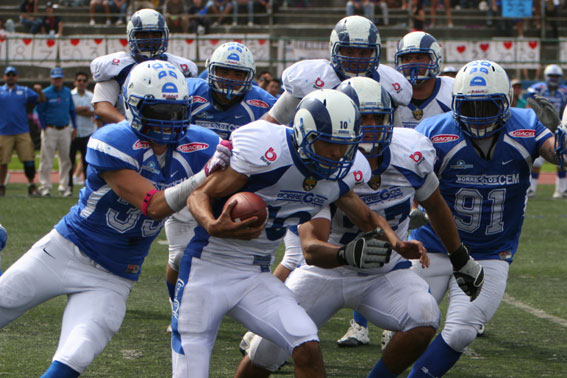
top-left (394, 76), bottom-right (453, 129)
top-left (188, 78), bottom-right (276, 140)
top-left (269, 59), bottom-right (412, 125)
top-left (171, 121), bottom-right (371, 377)
top-left (245, 127), bottom-right (441, 372)
top-left (409, 109), bottom-right (552, 357)
top-left (0, 121), bottom-right (219, 374)
top-left (527, 82), bottom-right (567, 116)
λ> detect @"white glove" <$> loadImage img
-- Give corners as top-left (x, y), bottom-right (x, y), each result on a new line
top-left (408, 208), bottom-right (430, 230)
top-left (449, 244), bottom-right (484, 301)
top-left (527, 95), bottom-right (561, 132)
top-left (337, 229), bottom-right (391, 269)
top-left (204, 139), bottom-right (232, 176)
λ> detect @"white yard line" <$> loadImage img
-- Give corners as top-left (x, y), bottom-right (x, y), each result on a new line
top-left (503, 294), bottom-right (567, 328)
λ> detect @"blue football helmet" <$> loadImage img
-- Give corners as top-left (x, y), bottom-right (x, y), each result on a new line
top-left (127, 9), bottom-right (169, 61)
top-left (336, 77), bottom-right (393, 158)
top-left (395, 31), bottom-right (442, 85)
top-left (452, 60), bottom-right (512, 139)
top-left (329, 16), bottom-right (381, 78)
top-left (292, 89), bottom-right (362, 180)
top-left (544, 64), bottom-right (563, 89)
top-left (206, 42), bottom-right (256, 99)
top-left (123, 60), bottom-right (191, 144)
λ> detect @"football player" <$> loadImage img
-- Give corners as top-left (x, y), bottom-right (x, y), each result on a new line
top-left (0, 62), bottom-right (228, 378)
top-left (526, 64), bottom-right (567, 198)
top-left (338, 30), bottom-right (455, 348)
top-left (90, 8), bottom-right (198, 124)
top-left (407, 60), bottom-right (565, 377)
top-left (172, 89), bottom-right (425, 377)
top-left (234, 77), bottom-right (483, 378)
top-left (164, 41), bottom-right (276, 315)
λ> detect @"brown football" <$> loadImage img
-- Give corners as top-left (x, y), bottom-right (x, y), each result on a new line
top-left (224, 192), bottom-right (268, 228)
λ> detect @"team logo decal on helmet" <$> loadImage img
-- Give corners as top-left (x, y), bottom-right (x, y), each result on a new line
top-left (127, 9), bottom-right (169, 61)
top-left (395, 31), bottom-right (442, 85)
top-left (206, 42), bottom-right (256, 99)
top-left (452, 60), bottom-right (512, 139)
top-left (329, 16), bottom-right (381, 79)
top-left (292, 89), bottom-right (362, 181)
top-left (123, 60), bottom-right (191, 144)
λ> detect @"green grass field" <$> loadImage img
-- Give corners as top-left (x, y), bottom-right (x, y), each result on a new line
top-left (0, 183), bottom-right (566, 377)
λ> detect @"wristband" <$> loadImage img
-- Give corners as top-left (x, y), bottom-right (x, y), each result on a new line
top-left (142, 189), bottom-right (158, 217)
top-left (449, 243), bottom-right (469, 271)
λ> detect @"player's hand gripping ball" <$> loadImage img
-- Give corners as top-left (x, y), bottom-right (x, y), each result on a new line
top-left (224, 192), bottom-right (268, 228)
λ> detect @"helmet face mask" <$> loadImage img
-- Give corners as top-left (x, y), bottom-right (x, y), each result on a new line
top-left (207, 42), bottom-right (256, 99)
top-left (329, 16), bottom-right (381, 78)
top-left (123, 61), bottom-right (191, 144)
top-left (395, 32), bottom-right (442, 85)
top-left (127, 9), bottom-right (169, 60)
top-left (452, 60), bottom-right (511, 139)
top-left (336, 77), bottom-right (393, 158)
top-left (292, 89), bottom-right (362, 181)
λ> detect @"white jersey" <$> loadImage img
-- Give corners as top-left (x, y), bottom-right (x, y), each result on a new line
top-left (187, 121), bottom-right (371, 271)
top-left (90, 51), bottom-right (198, 83)
top-left (282, 59), bottom-right (411, 106)
top-left (319, 128), bottom-right (438, 275)
top-left (394, 76), bottom-right (454, 129)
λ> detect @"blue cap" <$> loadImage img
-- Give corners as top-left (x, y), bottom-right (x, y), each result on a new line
top-left (4, 66), bottom-right (18, 75)
top-left (50, 67), bottom-right (64, 79)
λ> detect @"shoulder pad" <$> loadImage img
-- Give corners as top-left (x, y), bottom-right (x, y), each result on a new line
top-left (391, 128), bottom-right (436, 177)
top-left (377, 64), bottom-right (413, 106)
top-left (90, 51), bottom-right (134, 82)
top-left (282, 59), bottom-right (340, 98)
top-left (165, 53), bottom-right (199, 78)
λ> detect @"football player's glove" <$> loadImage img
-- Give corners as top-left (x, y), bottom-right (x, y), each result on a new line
top-left (555, 123), bottom-right (567, 170)
top-left (449, 244), bottom-right (484, 301)
top-left (337, 229), bottom-right (391, 268)
top-left (527, 95), bottom-right (561, 132)
top-left (204, 140), bottom-right (232, 177)
top-left (408, 208), bottom-right (430, 230)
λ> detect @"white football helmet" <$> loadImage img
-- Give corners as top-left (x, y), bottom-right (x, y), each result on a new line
top-left (292, 89), bottom-right (361, 180)
top-left (395, 31), bottom-right (442, 85)
top-left (206, 42), bottom-right (256, 98)
top-left (452, 60), bottom-right (512, 139)
top-left (544, 64), bottom-right (563, 89)
top-left (336, 77), bottom-right (393, 157)
top-left (329, 16), bottom-right (381, 79)
top-left (127, 9), bottom-right (169, 60)
top-left (123, 60), bottom-right (191, 144)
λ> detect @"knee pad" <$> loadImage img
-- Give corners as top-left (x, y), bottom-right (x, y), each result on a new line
top-left (23, 161), bottom-right (36, 181)
top-left (406, 291), bottom-right (440, 330)
top-left (248, 334), bottom-right (290, 373)
top-left (168, 249), bottom-right (183, 272)
top-left (441, 323), bottom-right (478, 352)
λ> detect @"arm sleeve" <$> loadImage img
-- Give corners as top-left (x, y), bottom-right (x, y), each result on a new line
top-left (267, 91), bottom-right (301, 126)
top-left (92, 80), bottom-right (121, 106)
top-left (25, 87), bottom-right (39, 104)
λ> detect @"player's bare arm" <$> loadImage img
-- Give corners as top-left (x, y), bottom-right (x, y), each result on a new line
top-left (94, 101), bottom-right (126, 124)
top-left (334, 189), bottom-right (427, 261)
top-left (418, 188), bottom-right (461, 253)
top-left (539, 137), bottom-right (561, 165)
top-left (188, 166), bottom-right (264, 240)
top-left (298, 217), bottom-right (338, 268)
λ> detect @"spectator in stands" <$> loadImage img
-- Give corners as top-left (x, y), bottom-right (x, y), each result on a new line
top-left (254, 0), bottom-right (271, 24)
top-left (209, 0), bottom-right (234, 26)
top-left (0, 66), bottom-right (45, 197)
top-left (283, 0), bottom-right (311, 7)
top-left (188, 0), bottom-right (212, 34)
top-left (164, 0), bottom-right (189, 32)
top-left (36, 67), bottom-right (77, 198)
top-left (346, 0), bottom-right (375, 22)
top-left (511, 78), bottom-right (526, 108)
top-left (109, 0), bottom-right (128, 25)
top-left (411, 0), bottom-right (425, 31)
top-left (440, 65), bottom-right (457, 78)
top-left (69, 72), bottom-right (96, 194)
top-left (0, 17), bottom-right (16, 33)
top-left (41, 2), bottom-right (63, 37)
top-left (543, 0), bottom-right (559, 39)
top-left (266, 78), bottom-right (281, 98)
top-left (89, 0), bottom-right (112, 25)
top-left (430, 0), bottom-right (453, 28)
top-left (256, 70), bottom-right (272, 90)
top-left (19, 0), bottom-right (42, 34)
top-left (233, 0), bottom-right (254, 26)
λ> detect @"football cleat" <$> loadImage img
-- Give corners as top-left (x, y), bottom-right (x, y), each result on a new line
top-left (337, 319), bottom-right (370, 347)
top-left (477, 324), bottom-right (486, 337)
top-left (239, 331), bottom-right (255, 355)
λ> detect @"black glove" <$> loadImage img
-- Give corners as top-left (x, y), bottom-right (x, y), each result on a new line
top-left (337, 229), bottom-right (391, 268)
top-left (449, 244), bottom-right (484, 301)
top-left (527, 95), bottom-right (561, 132)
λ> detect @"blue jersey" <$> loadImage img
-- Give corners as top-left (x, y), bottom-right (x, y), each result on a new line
top-left (411, 109), bottom-right (552, 262)
top-left (527, 82), bottom-right (567, 115)
top-left (0, 84), bottom-right (38, 135)
top-left (36, 85), bottom-right (76, 129)
top-left (55, 121), bottom-right (220, 280)
top-left (187, 78), bottom-right (276, 139)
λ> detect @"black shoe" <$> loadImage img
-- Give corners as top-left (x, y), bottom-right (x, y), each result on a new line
top-left (0, 185), bottom-right (5, 196)
top-left (28, 184), bottom-right (39, 196)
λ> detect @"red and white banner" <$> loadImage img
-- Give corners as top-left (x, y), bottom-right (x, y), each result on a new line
top-left (60, 36), bottom-right (106, 67)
